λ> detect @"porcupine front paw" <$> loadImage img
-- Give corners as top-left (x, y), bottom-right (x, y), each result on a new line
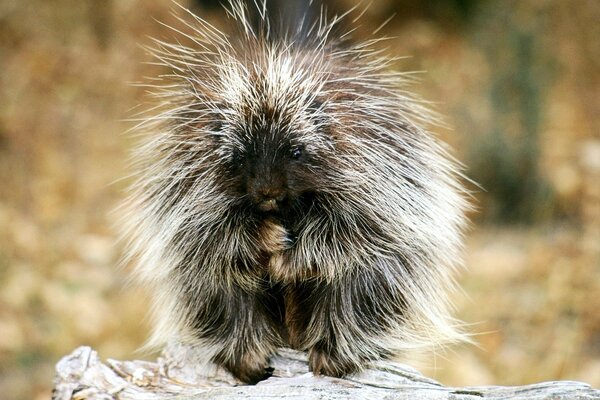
top-left (221, 354), bottom-right (274, 384)
top-left (308, 344), bottom-right (361, 378)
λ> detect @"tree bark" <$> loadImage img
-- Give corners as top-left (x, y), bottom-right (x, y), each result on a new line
top-left (53, 345), bottom-right (600, 399)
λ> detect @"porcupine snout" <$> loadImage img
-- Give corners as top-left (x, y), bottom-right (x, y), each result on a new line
top-left (246, 156), bottom-right (288, 213)
top-left (252, 183), bottom-right (286, 212)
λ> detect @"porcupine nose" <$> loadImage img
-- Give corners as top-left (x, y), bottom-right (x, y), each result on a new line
top-left (255, 186), bottom-right (286, 212)
top-left (248, 157), bottom-right (287, 212)
top-left (248, 169), bottom-right (287, 211)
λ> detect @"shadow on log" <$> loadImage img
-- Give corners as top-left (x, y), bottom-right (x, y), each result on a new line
top-left (53, 345), bottom-right (600, 399)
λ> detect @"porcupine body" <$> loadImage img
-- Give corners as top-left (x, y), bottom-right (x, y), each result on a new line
top-left (124, 1), bottom-right (468, 384)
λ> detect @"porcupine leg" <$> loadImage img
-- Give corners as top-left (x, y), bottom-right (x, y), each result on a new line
top-left (292, 267), bottom-right (403, 377)
top-left (188, 281), bottom-right (285, 384)
top-left (214, 284), bottom-right (283, 384)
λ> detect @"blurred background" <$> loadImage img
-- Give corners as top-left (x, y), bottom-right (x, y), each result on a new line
top-left (0, 0), bottom-right (598, 398)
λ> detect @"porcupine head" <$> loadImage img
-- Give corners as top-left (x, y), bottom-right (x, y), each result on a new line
top-left (123, 0), bottom-right (469, 384)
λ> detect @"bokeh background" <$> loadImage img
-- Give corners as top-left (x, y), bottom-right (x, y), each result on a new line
top-left (0, 0), bottom-right (598, 398)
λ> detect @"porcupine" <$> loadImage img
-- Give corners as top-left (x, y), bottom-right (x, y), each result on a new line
top-left (123, 0), bottom-right (469, 384)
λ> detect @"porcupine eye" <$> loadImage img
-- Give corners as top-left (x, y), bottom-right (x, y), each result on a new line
top-left (290, 146), bottom-right (303, 160)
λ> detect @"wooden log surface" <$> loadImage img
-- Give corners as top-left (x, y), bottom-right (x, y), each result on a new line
top-left (53, 345), bottom-right (600, 399)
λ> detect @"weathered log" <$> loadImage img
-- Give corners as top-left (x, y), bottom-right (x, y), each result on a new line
top-left (53, 345), bottom-right (600, 399)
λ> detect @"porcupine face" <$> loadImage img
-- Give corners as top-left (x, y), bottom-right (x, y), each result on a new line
top-left (216, 100), bottom-right (332, 218)
top-left (226, 127), bottom-right (310, 215)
